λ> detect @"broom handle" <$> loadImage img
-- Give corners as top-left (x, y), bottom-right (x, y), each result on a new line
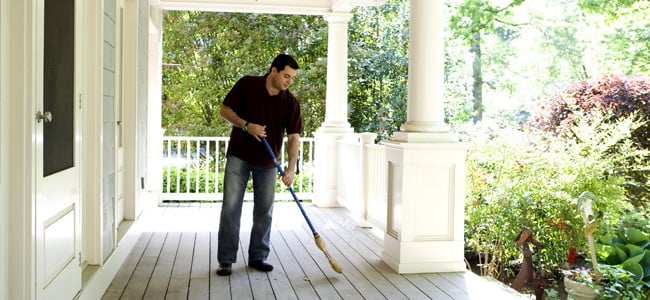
top-left (260, 137), bottom-right (317, 233)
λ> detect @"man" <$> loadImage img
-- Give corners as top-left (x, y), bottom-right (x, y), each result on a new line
top-left (216, 54), bottom-right (303, 276)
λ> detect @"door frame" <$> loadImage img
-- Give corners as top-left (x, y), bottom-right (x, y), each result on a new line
top-left (6, 0), bottom-right (38, 298)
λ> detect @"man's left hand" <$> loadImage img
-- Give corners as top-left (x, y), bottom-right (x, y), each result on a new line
top-left (282, 169), bottom-right (295, 187)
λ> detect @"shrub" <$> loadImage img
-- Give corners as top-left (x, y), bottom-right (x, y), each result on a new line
top-left (162, 164), bottom-right (314, 197)
top-left (527, 73), bottom-right (650, 206)
top-left (465, 111), bottom-right (649, 281)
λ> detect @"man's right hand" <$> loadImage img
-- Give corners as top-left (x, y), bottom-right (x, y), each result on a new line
top-left (247, 123), bottom-right (266, 141)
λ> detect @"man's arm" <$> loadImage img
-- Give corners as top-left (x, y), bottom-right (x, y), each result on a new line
top-left (282, 133), bottom-right (300, 186)
top-left (220, 103), bottom-right (246, 129)
top-left (220, 103), bottom-right (265, 140)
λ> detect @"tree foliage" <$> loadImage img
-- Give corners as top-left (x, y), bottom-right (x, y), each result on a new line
top-left (578, 0), bottom-right (650, 74)
top-left (348, 0), bottom-right (409, 140)
top-left (162, 11), bottom-right (328, 137)
top-left (448, 0), bottom-right (526, 123)
top-left (161, 0), bottom-right (650, 141)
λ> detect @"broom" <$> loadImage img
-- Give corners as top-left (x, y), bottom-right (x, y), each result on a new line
top-left (260, 136), bottom-right (343, 273)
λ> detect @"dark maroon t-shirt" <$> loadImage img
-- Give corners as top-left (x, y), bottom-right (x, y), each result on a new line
top-left (223, 75), bottom-right (303, 167)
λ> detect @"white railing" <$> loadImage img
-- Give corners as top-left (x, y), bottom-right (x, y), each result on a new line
top-left (336, 133), bottom-right (387, 231)
top-left (161, 136), bottom-right (315, 202)
top-left (160, 133), bottom-right (389, 233)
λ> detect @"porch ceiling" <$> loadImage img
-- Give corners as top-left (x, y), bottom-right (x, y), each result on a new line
top-left (155, 0), bottom-right (387, 15)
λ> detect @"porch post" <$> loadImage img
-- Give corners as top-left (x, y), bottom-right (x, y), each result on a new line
top-left (147, 5), bottom-right (163, 204)
top-left (313, 12), bottom-right (354, 207)
top-left (381, 0), bottom-right (467, 273)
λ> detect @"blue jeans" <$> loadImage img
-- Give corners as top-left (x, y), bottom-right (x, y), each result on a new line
top-left (218, 155), bottom-right (277, 263)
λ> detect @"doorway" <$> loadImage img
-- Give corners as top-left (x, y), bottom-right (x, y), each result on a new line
top-left (35, 0), bottom-right (82, 298)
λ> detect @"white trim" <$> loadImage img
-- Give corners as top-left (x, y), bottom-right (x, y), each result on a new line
top-left (0, 0), bottom-right (8, 297)
top-left (158, 0), bottom-right (388, 15)
top-left (81, 0), bottom-right (104, 267)
top-left (77, 212), bottom-right (145, 300)
top-left (122, 0), bottom-right (139, 220)
top-left (7, 0), bottom-right (37, 298)
top-left (160, 0), bottom-right (332, 15)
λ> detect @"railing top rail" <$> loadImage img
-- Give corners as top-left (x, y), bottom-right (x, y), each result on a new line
top-left (162, 136), bottom-right (231, 142)
top-left (162, 136), bottom-right (315, 141)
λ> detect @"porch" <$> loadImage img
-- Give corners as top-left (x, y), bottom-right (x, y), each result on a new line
top-left (101, 202), bottom-right (528, 299)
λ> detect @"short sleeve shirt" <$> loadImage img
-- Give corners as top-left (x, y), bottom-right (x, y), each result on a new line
top-left (223, 75), bottom-right (303, 167)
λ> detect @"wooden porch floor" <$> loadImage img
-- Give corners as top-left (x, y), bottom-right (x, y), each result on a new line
top-left (101, 202), bottom-right (528, 300)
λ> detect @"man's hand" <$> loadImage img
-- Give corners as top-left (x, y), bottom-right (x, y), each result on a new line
top-left (246, 123), bottom-right (266, 141)
top-left (281, 169), bottom-right (295, 187)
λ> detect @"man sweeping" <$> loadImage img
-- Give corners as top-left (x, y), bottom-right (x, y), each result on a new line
top-left (216, 54), bottom-right (303, 276)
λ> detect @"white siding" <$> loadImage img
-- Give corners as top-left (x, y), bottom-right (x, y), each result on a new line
top-left (103, 0), bottom-right (117, 262)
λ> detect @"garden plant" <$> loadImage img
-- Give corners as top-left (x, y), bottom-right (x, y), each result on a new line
top-left (464, 74), bottom-right (650, 298)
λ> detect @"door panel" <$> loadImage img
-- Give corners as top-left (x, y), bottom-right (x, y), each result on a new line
top-left (35, 0), bottom-right (81, 298)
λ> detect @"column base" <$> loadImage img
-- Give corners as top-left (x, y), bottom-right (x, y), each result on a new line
top-left (381, 141), bottom-right (467, 273)
top-left (392, 131), bottom-right (458, 143)
top-left (381, 239), bottom-right (466, 273)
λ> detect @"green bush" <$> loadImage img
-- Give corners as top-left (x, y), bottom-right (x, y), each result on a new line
top-left (162, 165), bottom-right (219, 193)
top-left (465, 110), bottom-right (650, 281)
top-left (527, 73), bottom-right (650, 206)
top-left (162, 164), bottom-right (314, 195)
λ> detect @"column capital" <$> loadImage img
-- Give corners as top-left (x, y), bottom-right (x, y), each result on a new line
top-left (331, 0), bottom-right (388, 12)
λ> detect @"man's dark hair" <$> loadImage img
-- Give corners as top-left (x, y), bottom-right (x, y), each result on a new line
top-left (269, 54), bottom-right (300, 73)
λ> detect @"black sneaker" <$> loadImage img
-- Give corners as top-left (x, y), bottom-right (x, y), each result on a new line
top-left (216, 263), bottom-right (232, 276)
top-left (248, 260), bottom-right (273, 272)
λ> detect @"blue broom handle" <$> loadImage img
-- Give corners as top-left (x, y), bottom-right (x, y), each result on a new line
top-left (260, 137), bottom-right (316, 233)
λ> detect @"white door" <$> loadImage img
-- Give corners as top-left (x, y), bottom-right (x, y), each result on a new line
top-left (35, 0), bottom-right (81, 298)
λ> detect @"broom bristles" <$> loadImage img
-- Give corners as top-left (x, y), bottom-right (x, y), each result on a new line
top-left (314, 233), bottom-right (343, 273)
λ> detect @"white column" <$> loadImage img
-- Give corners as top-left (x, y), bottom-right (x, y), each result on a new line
top-left (313, 12), bottom-right (354, 207)
top-left (147, 5), bottom-right (163, 203)
top-left (381, 0), bottom-right (467, 273)
top-left (393, 0), bottom-right (455, 143)
top-left (321, 12), bottom-right (353, 129)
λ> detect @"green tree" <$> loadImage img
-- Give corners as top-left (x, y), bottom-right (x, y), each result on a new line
top-left (348, 0), bottom-right (409, 140)
top-left (162, 11), bottom-right (328, 137)
top-left (578, 0), bottom-right (650, 74)
top-left (448, 0), bottom-right (525, 123)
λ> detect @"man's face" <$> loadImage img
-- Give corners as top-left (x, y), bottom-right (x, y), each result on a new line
top-left (272, 66), bottom-right (297, 91)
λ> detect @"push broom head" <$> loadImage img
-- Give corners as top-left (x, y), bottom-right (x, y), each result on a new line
top-left (313, 233), bottom-right (343, 273)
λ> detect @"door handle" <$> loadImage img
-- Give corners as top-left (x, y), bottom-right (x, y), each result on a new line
top-left (36, 111), bottom-right (53, 123)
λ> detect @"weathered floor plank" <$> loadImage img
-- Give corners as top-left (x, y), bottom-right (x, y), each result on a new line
top-left (102, 202), bottom-right (529, 300)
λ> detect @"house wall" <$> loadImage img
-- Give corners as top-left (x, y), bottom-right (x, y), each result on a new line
top-left (122, 0), bottom-right (150, 220)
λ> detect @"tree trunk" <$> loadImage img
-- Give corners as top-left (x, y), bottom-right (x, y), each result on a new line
top-left (470, 32), bottom-right (483, 123)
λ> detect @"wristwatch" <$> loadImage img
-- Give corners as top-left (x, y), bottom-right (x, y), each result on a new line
top-left (242, 121), bottom-right (250, 132)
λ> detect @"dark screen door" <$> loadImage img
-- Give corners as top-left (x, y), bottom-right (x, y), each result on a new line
top-left (43, 0), bottom-right (75, 176)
